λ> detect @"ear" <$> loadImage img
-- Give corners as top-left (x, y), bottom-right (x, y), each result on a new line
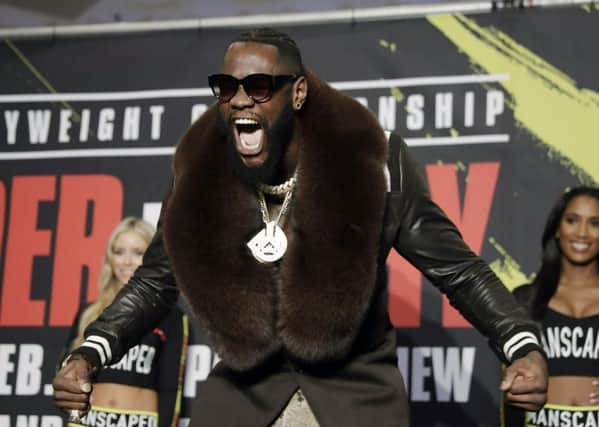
top-left (292, 75), bottom-right (308, 111)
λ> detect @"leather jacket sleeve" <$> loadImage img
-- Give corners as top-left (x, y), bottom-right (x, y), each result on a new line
top-left (71, 187), bottom-right (179, 369)
top-left (389, 134), bottom-right (543, 364)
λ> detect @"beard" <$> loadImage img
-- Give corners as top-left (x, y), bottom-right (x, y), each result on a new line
top-left (217, 103), bottom-right (295, 187)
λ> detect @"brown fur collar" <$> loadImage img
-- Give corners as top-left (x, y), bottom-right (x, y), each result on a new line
top-left (163, 71), bottom-right (388, 371)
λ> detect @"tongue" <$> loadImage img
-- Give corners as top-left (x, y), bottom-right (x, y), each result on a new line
top-left (238, 128), bottom-right (264, 156)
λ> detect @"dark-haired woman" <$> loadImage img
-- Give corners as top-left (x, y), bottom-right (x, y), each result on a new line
top-left (503, 186), bottom-right (599, 426)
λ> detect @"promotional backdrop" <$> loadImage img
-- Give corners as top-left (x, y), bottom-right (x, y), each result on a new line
top-left (1, 6), bottom-right (598, 426)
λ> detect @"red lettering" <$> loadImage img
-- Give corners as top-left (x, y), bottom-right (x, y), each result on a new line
top-left (49, 175), bottom-right (123, 326)
top-left (388, 251), bottom-right (422, 327)
top-left (0, 176), bottom-right (55, 326)
top-left (426, 162), bottom-right (500, 327)
top-left (387, 162), bottom-right (500, 328)
top-left (0, 181), bottom-right (4, 263)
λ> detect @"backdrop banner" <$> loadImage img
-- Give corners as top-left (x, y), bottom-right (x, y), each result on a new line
top-left (1, 6), bottom-right (598, 427)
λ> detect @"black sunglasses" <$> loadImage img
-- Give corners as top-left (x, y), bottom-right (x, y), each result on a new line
top-left (208, 73), bottom-right (298, 103)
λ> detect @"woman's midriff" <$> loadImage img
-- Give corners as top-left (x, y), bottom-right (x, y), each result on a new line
top-left (91, 383), bottom-right (158, 411)
top-left (547, 376), bottom-right (598, 406)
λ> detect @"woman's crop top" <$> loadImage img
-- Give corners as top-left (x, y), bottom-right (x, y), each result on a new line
top-left (540, 307), bottom-right (599, 377)
top-left (62, 303), bottom-right (189, 427)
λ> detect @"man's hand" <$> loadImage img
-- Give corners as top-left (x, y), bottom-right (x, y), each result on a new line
top-left (501, 350), bottom-right (548, 411)
top-left (52, 354), bottom-right (94, 417)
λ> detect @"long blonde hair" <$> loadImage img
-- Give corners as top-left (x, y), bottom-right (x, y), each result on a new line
top-left (70, 217), bottom-right (156, 350)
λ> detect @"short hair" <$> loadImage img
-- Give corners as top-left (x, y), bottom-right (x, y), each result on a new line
top-left (231, 27), bottom-right (304, 74)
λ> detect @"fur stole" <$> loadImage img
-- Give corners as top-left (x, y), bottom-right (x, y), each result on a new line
top-left (163, 71), bottom-right (388, 371)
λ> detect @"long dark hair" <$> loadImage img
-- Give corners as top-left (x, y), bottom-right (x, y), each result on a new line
top-left (530, 186), bottom-right (599, 320)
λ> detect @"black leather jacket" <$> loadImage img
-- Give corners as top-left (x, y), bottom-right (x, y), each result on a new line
top-left (72, 124), bottom-right (544, 426)
top-left (70, 69), bottom-right (545, 424)
top-left (77, 132), bottom-right (541, 371)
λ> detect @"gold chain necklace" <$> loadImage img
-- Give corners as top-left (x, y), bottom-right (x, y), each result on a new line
top-left (247, 178), bottom-right (296, 264)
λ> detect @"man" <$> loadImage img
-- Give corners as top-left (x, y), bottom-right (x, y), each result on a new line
top-left (53, 28), bottom-right (547, 426)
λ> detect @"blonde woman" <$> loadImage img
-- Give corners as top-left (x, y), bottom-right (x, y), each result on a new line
top-left (60, 217), bottom-right (189, 427)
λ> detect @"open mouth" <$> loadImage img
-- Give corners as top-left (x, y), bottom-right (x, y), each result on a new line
top-left (234, 117), bottom-right (264, 157)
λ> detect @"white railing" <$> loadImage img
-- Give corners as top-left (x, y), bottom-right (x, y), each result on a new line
top-left (0, 0), bottom-right (590, 40)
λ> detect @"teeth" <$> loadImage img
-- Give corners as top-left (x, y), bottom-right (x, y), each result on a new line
top-left (572, 242), bottom-right (590, 250)
top-left (234, 118), bottom-right (259, 125)
top-left (240, 136), bottom-right (260, 149)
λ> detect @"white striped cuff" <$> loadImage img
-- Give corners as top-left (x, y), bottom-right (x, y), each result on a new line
top-left (503, 331), bottom-right (539, 362)
top-left (81, 335), bottom-right (113, 365)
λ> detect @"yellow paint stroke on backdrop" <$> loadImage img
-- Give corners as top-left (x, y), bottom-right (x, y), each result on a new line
top-left (391, 87), bottom-right (404, 103)
top-left (428, 14), bottom-right (599, 184)
top-left (487, 237), bottom-right (533, 291)
top-left (379, 39), bottom-right (398, 52)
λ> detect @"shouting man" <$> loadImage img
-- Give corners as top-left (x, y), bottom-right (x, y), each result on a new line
top-left (53, 28), bottom-right (547, 426)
